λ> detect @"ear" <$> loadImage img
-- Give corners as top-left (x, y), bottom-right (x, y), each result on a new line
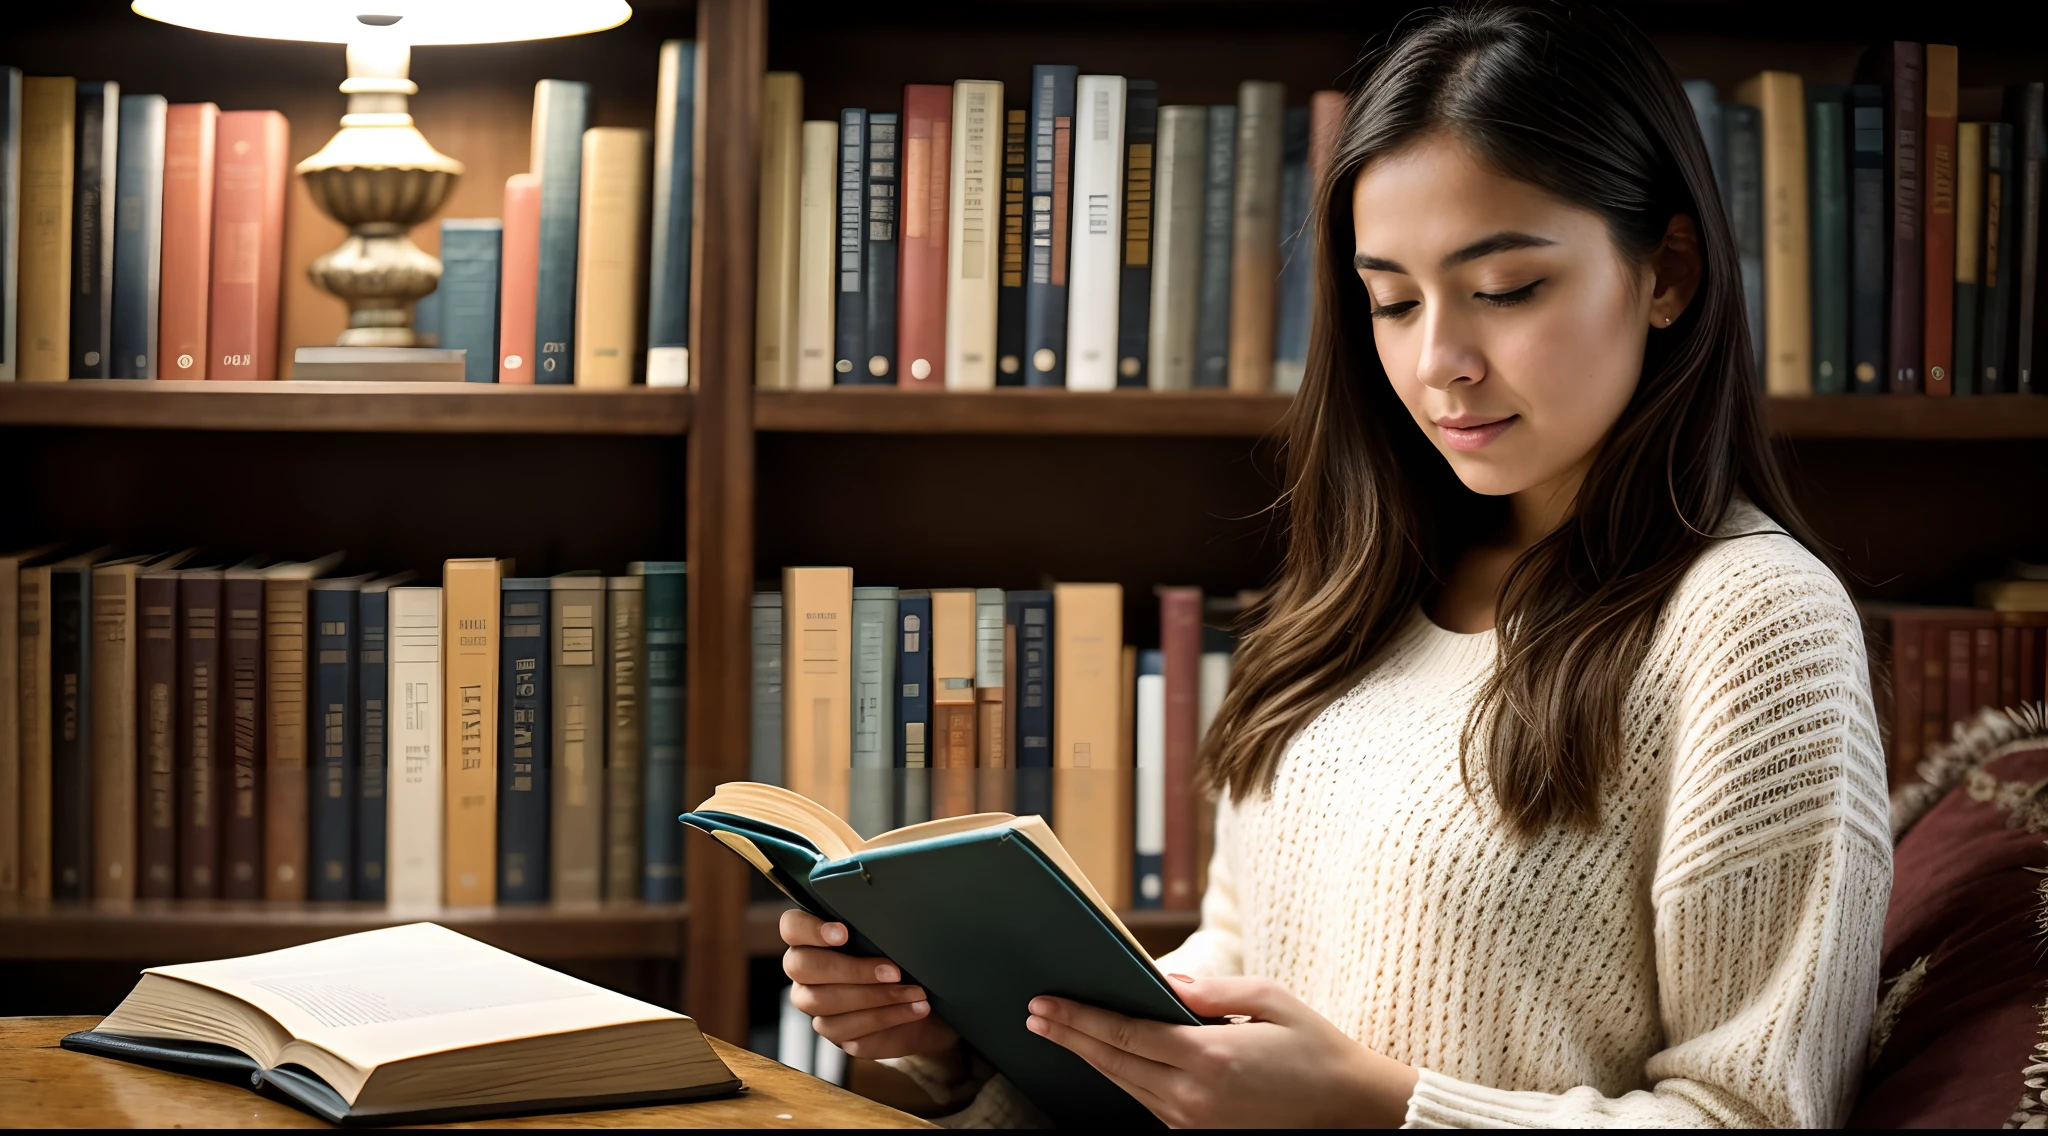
top-left (1646, 213), bottom-right (1702, 330)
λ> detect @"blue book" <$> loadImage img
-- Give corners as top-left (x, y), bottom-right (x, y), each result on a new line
top-left (1273, 106), bottom-right (1311, 394)
top-left (310, 580), bottom-right (361, 901)
top-left (111, 94), bottom-right (166, 379)
top-left (1724, 102), bottom-right (1766, 382)
top-left (1023, 65), bottom-right (1078, 387)
top-left (1115, 81), bottom-right (1158, 388)
top-left (439, 219), bottom-right (502, 383)
top-left (2, 67), bottom-right (18, 381)
top-left (1195, 104), bottom-right (1236, 389)
top-left (1848, 85), bottom-right (1887, 394)
top-left (72, 80), bottom-right (118, 378)
top-left (647, 40), bottom-right (696, 386)
top-left (412, 287), bottom-right (441, 348)
top-left (860, 113), bottom-right (899, 384)
top-left (833, 108), bottom-right (868, 383)
top-left (1005, 591), bottom-right (1053, 821)
top-left (895, 590), bottom-right (932, 825)
top-left (1681, 79), bottom-right (1724, 196)
top-left (637, 561), bottom-right (687, 902)
top-left (355, 580), bottom-right (394, 901)
top-left (499, 578), bottom-right (552, 902)
top-left (531, 79), bottom-right (590, 384)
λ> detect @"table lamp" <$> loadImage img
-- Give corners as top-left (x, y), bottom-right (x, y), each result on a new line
top-left (130, 1), bottom-right (633, 347)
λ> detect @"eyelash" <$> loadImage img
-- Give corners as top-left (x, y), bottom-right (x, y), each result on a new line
top-left (1367, 279), bottom-right (1546, 320)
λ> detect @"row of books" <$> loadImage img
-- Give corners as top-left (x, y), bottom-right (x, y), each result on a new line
top-left (0, 549), bottom-right (691, 908)
top-left (756, 571), bottom-right (1236, 912)
top-left (1685, 48), bottom-right (2047, 396)
top-left (751, 72), bottom-right (1344, 396)
top-left (1867, 577), bottom-right (2048, 784)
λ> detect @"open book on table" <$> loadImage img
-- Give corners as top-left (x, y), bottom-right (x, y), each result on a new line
top-left (61, 922), bottom-right (739, 1126)
top-left (682, 781), bottom-right (1202, 1129)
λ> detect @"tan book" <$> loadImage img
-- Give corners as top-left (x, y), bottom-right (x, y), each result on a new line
top-left (930, 588), bottom-right (978, 819)
top-left (574, 128), bottom-right (651, 389)
top-left (1227, 81), bottom-right (1285, 394)
top-left (551, 575), bottom-right (606, 902)
top-left (945, 79), bottom-right (1004, 390)
top-left (443, 558), bottom-right (509, 906)
top-left (795, 121), bottom-right (838, 390)
top-left (1053, 582), bottom-right (1129, 909)
top-left (782, 567), bottom-right (852, 820)
top-left (261, 553), bottom-right (340, 900)
top-left (19, 77), bottom-right (75, 381)
top-left (0, 548), bottom-right (57, 893)
top-left (1734, 71), bottom-right (1812, 396)
top-left (89, 555), bottom-right (153, 899)
top-left (756, 73), bottom-right (803, 390)
top-left (18, 563), bottom-right (53, 896)
top-left (602, 576), bottom-right (645, 899)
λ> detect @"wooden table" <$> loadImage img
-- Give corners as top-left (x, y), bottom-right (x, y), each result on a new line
top-left (0, 1017), bottom-right (932, 1129)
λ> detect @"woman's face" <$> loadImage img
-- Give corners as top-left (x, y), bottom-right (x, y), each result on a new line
top-left (1350, 133), bottom-right (1684, 502)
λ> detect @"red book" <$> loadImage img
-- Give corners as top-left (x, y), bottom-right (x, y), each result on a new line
top-left (2001, 626), bottom-right (2020, 710)
top-left (1924, 623), bottom-right (1949, 756)
top-left (157, 103), bottom-right (218, 380)
top-left (1159, 586), bottom-right (1202, 911)
top-left (897, 84), bottom-right (952, 389)
top-left (1891, 613), bottom-right (1925, 783)
top-left (1945, 627), bottom-right (1971, 737)
top-left (498, 173), bottom-right (541, 384)
top-left (1307, 91), bottom-right (1345, 184)
top-left (1973, 626), bottom-right (1999, 720)
top-left (136, 572), bottom-right (180, 898)
top-left (207, 110), bottom-right (289, 379)
top-left (1922, 45), bottom-right (1959, 395)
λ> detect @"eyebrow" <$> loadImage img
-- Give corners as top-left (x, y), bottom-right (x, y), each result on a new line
top-left (1352, 231), bottom-right (1557, 275)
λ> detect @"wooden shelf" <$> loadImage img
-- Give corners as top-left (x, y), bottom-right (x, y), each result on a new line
top-left (755, 388), bottom-right (1294, 436)
top-left (1765, 394), bottom-right (2048, 439)
top-left (0, 381), bottom-right (693, 436)
top-left (0, 897), bottom-right (690, 962)
top-left (743, 900), bottom-right (1201, 960)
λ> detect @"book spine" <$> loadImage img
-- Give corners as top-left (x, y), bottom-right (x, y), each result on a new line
top-left (550, 581), bottom-right (605, 902)
top-left (1885, 45), bottom-right (1925, 394)
top-left (2014, 83), bottom-right (2044, 392)
top-left (851, 587), bottom-right (898, 837)
top-left (931, 589), bottom-right (978, 819)
top-left (70, 81), bottom-right (116, 378)
top-left (1134, 650), bottom-right (1164, 909)
top-left (1195, 105), bottom-right (1237, 389)
top-left (111, 94), bottom-right (165, 378)
top-left (1890, 617), bottom-right (1924, 786)
top-left (833, 109), bottom-right (868, 383)
top-left (87, 568), bottom-right (135, 898)
top-left (2002, 625), bottom-right (2021, 709)
top-left (783, 568), bottom-right (853, 820)
top-left (0, 556), bottom-right (16, 893)
top-left (575, 128), bottom-right (652, 389)
top-left (945, 80), bottom-right (1001, 391)
top-left (899, 84), bottom-right (951, 389)
top-left (1945, 627), bottom-right (1971, 735)
top-left (1228, 81), bottom-right (1284, 393)
top-left (1148, 106), bottom-right (1206, 391)
top-left (440, 221), bottom-right (503, 384)
top-left (603, 578), bottom-right (645, 898)
top-left (1054, 583), bottom-right (1128, 910)
top-left (895, 591), bottom-right (931, 825)
top-left (177, 573), bottom-right (222, 898)
top-left (752, 593), bottom-right (783, 785)
top-left (442, 559), bottom-right (501, 905)
top-left (387, 587), bottom-right (441, 907)
top-left (1024, 65), bottom-right (1079, 387)
top-left (1158, 586), bottom-right (1200, 911)
top-left (497, 173), bottom-right (540, 383)
top-left (1954, 121), bottom-right (1983, 394)
top-left (1062, 75), bottom-right (1127, 392)
top-left (498, 581), bottom-right (551, 902)
top-left (0, 69), bottom-right (16, 380)
top-left (18, 78), bottom-right (73, 382)
top-left (1006, 591), bottom-right (1053, 821)
top-left (1724, 103), bottom-right (1767, 383)
top-left (1921, 622), bottom-right (1946, 761)
top-left (50, 567), bottom-right (90, 898)
top-left (1848, 86), bottom-right (1887, 394)
top-left (1116, 81), bottom-right (1158, 389)
top-left (756, 72), bottom-right (803, 390)
top-left (1274, 106), bottom-right (1312, 394)
top-left (206, 110), bottom-right (287, 379)
top-left (218, 577), bottom-right (261, 897)
top-left (531, 80), bottom-right (590, 384)
top-left (997, 106), bottom-right (1029, 384)
top-left (18, 569), bottom-right (51, 897)
top-left (862, 112), bottom-right (900, 384)
top-left (136, 575), bottom-right (178, 898)
top-left (1984, 123), bottom-right (2015, 392)
top-left (1683, 79), bottom-right (1725, 189)
top-left (796, 121), bottom-right (839, 389)
top-left (1807, 90), bottom-right (1849, 394)
top-left (356, 588), bottom-right (389, 901)
top-left (642, 563), bottom-right (686, 901)
top-left (1973, 625), bottom-right (1998, 718)
top-left (310, 586), bottom-right (358, 901)
top-left (1922, 47), bottom-right (1958, 395)
top-left (974, 587), bottom-right (1007, 814)
top-left (647, 40), bottom-right (696, 387)
top-left (1196, 648), bottom-right (1230, 894)
top-left (158, 104), bottom-right (216, 380)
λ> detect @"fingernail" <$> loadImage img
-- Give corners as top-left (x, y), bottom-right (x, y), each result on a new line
top-left (1168, 972), bottom-right (1195, 983)
top-left (1028, 997), bottom-right (1051, 1015)
top-left (899, 986), bottom-right (926, 1002)
top-left (1025, 1015), bottom-right (1047, 1035)
top-left (875, 964), bottom-right (900, 983)
top-left (824, 924), bottom-right (847, 945)
top-left (910, 1000), bottom-right (930, 1016)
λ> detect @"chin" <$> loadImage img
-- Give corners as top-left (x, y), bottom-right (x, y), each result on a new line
top-left (1438, 455), bottom-right (1532, 498)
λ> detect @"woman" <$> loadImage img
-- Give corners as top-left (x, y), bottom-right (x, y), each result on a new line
top-left (780, 2), bottom-right (1890, 1126)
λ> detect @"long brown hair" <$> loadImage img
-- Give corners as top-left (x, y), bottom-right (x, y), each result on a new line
top-left (1200, 1), bottom-right (1833, 837)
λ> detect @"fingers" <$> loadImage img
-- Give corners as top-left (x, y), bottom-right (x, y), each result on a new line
top-left (779, 908), bottom-right (850, 949)
top-left (789, 980), bottom-right (926, 1017)
top-left (810, 998), bottom-right (933, 1047)
top-left (1027, 996), bottom-right (1194, 1065)
top-left (832, 1017), bottom-right (960, 1062)
top-left (1167, 974), bottom-right (1296, 1023)
top-left (1025, 1006), bottom-right (1181, 1109)
top-left (782, 945), bottom-right (901, 986)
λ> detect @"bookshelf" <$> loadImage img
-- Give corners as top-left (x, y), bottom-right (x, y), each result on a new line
top-left (0, 382), bottom-right (694, 435)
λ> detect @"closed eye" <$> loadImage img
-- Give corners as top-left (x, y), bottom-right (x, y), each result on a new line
top-left (1476, 280), bottom-right (1543, 307)
top-left (1368, 300), bottom-right (1419, 321)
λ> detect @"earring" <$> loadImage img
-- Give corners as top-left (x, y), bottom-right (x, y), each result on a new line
top-left (1663, 316), bottom-right (1672, 325)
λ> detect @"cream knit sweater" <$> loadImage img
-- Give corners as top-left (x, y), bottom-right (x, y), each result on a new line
top-left (902, 501), bottom-right (1892, 1128)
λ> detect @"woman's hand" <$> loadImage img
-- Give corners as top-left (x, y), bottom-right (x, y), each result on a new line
top-left (1026, 973), bottom-right (1418, 1128)
top-left (780, 909), bottom-right (960, 1062)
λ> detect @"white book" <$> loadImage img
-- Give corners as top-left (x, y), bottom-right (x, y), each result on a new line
top-left (945, 79), bottom-right (1003, 390)
top-left (1063, 75), bottom-right (1126, 391)
top-left (1148, 106), bottom-right (1207, 391)
top-left (1197, 649), bottom-right (1232, 743)
top-left (776, 986), bottom-right (814, 1074)
top-left (1134, 658), bottom-right (1165, 905)
top-left (795, 120), bottom-right (839, 390)
top-left (386, 587), bottom-right (442, 910)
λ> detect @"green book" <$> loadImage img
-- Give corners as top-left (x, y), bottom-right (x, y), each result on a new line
top-left (683, 782), bottom-right (1201, 1128)
top-left (1807, 86), bottom-right (1850, 394)
top-left (633, 561), bottom-right (687, 902)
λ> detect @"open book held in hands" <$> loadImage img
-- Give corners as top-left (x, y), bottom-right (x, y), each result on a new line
top-left (682, 781), bottom-right (1202, 1128)
top-left (61, 923), bottom-right (739, 1126)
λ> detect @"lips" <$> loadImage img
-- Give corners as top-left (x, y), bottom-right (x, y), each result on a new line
top-left (1434, 414), bottom-right (1518, 451)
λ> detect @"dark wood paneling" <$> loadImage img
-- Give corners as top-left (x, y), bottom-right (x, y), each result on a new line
top-left (756, 388), bottom-right (1293, 436)
top-left (0, 383), bottom-right (691, 435)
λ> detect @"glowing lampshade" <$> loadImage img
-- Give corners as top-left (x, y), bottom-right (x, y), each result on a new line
top-left (130, 0), bottom-right (633, 46)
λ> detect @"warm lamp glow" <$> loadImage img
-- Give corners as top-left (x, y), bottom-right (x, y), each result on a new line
top-left (130, 0), bottom-right (633, 45)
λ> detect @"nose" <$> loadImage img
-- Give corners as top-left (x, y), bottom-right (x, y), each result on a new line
top-left (1413, 305), bottom-right (1486, 391)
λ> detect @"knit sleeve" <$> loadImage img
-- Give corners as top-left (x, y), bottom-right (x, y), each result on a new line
top-left (1404, 534), bottom-right (1892, 1129)
top-left (1156, 793), bottom-right (1246, 977)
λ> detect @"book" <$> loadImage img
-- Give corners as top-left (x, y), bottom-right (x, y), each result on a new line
top-left (603, 575), bottom-right (645, 899)
top-left (498, 577), bottom-right (551, 903)
top-left (134, 565), bottom-right (179, 898)
top-left (386, 586), bottom-right (441, 908)
top-left (51, 561), bottom-right (93, 897)
top-left (1865, 42), bottom-right (1925, 394)
top-left (751, 592), bottom-right (783, 785)
top-left (1116, 80), bottom-right (1158, 388)
top-left (896, 590), bottom-right (932, 826)
top-left (1134, 649), bottom-right (1164, 908)
top-left (413, 287), bottom-right (441, 349)
top-left (496, 173), bottom-right (540, 383)
top-left (71, 80), bottom-right (117, 378)
top-left (974, 587), bottom-right (1008, 814)
top-left (684, 782), bottom-right (1195, 1127)
top-left (218, 566), bottom-right (262, 899)
top-left (795, 120), bottom-right (838, 390)
top-left (863, 112), bottom-right (900, 384)
top-left (356, 577), bottom-right (400, 902)
top-left (1157, 586), bottom-right (1200, 911)
top-left (0, 549), bottom-right (44, 892)
top-left (997, 104), bottom-right (1029, 384)
top-left (0, 68), bottom-right (16, 381)
top-left (576, 128), bottom-right (651, 389)
top-left (646, 40), bottom-right (696, 388)
top-left (207, 110), bottom-right (287, 380)
top-left (944, 80), bottom-right (1001, 391)
top-left (1064, 74), bottom-right (1127, 392)
top-left (1148, 106), bottom-right (1205, 391)
top-left (2010, 83), bottom-right (2045, 393)
top-left (111, 93), bottom-right (166, 378)
top-left (756, 72), bottom-right (803, 390)
top-left (1274, 106), bottom-right (1312, 395)
top-left (833, 108), bottom-right (869, 383)
top-left (1196, 105), bottom-right (1237, 388)
top-left (309, 577), bottom-right (363, 901)
top-left (898, 84), bottom-right (951, 389)
top-left (637, 562), bottom-right (687, 902)
top-left (177, 567), bottom-right (223, 898)
top-left (1921, 46), bottom-right (1958, 395)
top-left (88, 555), bottom-right (150, 898)
top-left (19, 560), bottom-right (54, 896)
top-left (1683, 79), bottom-right (1725, 190)
top-left (17, 77), bottom-right (72, 381)
top-left (1736, 72), bottom-right (1812, 396)
top-left (782, 567), bottom-right (852, 821)
top-left (1848, 85), bottom-right (1887, 394)
top-left (550, 575), bottom-right (605, 902)
top-left (1985, 122), bottom-right (2016, 393)
top-left (1025, 65), bottom-right (1079, 387)
top-left (66, 923), bottom-right (739, 1124)
top-left (531, 80), bottom-right (590, 384)
top-left (851, 586), bottom-right (898, 836)
top-left (1053, 582), bottom-right (1128, 910)
top-left (1006, 590), bottom-right (1054, 822)
top-left (1807, 86), bottom-right (1849, 395)
top-left (1955, 121), bottom-right (1983, 394)
top-left (443, 557), bottom-right (507, 906)
top-left (931, 588), bottom-right (977, 819)
top-left (1724, 102), bottom-right (1767, 382)
top-left (1228, 81), bottom-right (1284, 393)
top-left (439, 219), bottom-right (502, 384)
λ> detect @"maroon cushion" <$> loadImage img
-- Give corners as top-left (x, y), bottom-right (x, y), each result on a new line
top-left (1848, 744), bottom-right (2048, 1128)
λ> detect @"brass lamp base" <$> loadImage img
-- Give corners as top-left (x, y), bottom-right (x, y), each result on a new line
top-left (305, 220), bottom-right (447, 347)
